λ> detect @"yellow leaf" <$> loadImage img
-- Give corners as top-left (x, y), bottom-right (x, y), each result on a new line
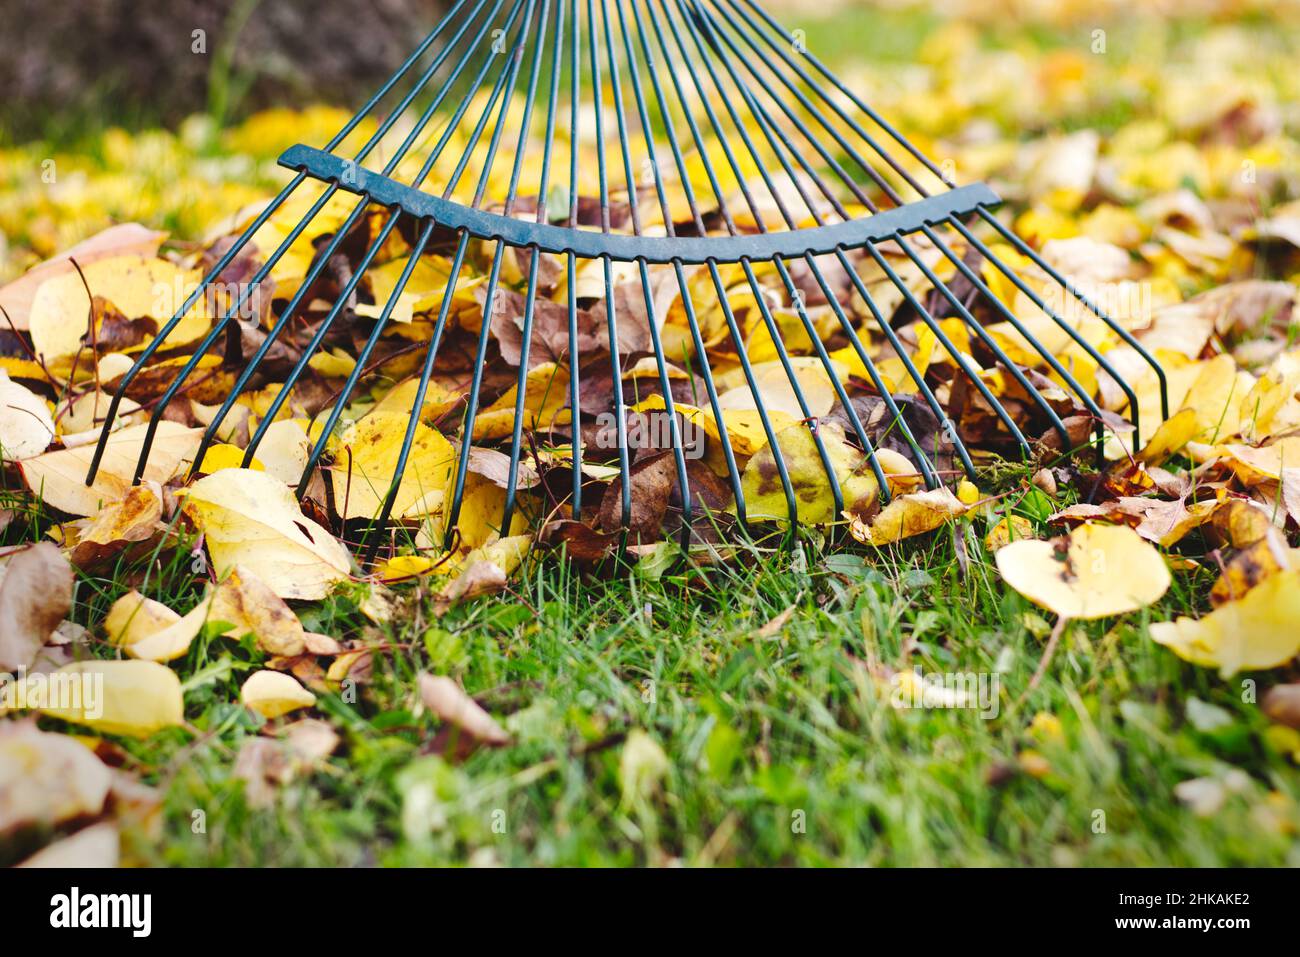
top-left (740, 421), bottom-right (878, 524)
top-left (181, 469), bottom-right (351, 600)
top-left (331, 411), bottom-right (456, 520)
top-left (996, 523), bottom-right (1171, 619)
top-left (29, 256), bottom-right (209, 362)
top-left (0, 371), bottom-right (54, 461)
top-left (0, 723), bottom-right (112, 833)
top-left (472, 363), bottom-right (571, 442)
top-left (104, 589), bottom-right (212, 662)
top-left (21, 421), bottom-right (201, 517)
top-left (848, 487), bottom-right (968, 545)
top-left (199, 443), bottom-right (262, 473)
top-left (241, 670), bottom-right (316, 719)
top-left (210, 566), bottom-right (307, 657)
top-left (21, 660), bottom-right (184, 737)
top-left (1151, 570), bottom-right (1300, 676)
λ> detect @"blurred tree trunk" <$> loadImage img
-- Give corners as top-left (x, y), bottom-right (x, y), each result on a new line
top-left (1, 0), bottom-right (445, 135)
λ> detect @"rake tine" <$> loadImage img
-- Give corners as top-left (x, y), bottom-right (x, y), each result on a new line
top-left (868, 239), bottom-right (1032, 457)
top-left (601, 0), bottom-right (695, 547)
top-left (733, 0), bottom-right (953, 193)
top-left (566, 1), bottom-right (584, 517)
top-left (691, 0), bottom-right (896, 211)
top-left (671, 6), bottom-right (953, 486)
top-left (219, 211), bottom-right (406, 473)
top-left (363, 231), bottom-right (472, 563)
top-left (802, 253), bottom-right (936, 491)
top-left (892, 232), bottom-right (1073, 451)
top-left (773, 256), bottom-right (891, 498)
top-left (293, 220), bottom-right (438, 497)
top-left (84, 174), bottom-right (305, 485)
top-left (975, 208), bottom-right (1170, 427)
top-left (92, 0), bottom-right (505, 488)
top-left (502, 0), bottom-right (568, 534)
top-left (620, 0), bottom-right (750, 527)
top-left (126, 183), bottom-right (357, 485)
top-left (649, 0), bottom-right (804, 525)
top-left (443, 0), bottom-right (545, 541)
top-left (85, 0), bottom-right (482, 466)
top-left (677, 2), bottom-right (896, 506)
top-left (933, 218), bottom-right (1124, 455)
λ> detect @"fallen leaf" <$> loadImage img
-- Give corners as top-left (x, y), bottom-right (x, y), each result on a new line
top-left (331, 411), bottom-right (456, 520)
top-left (1151, 569), bottom-right (1300, 676)
top-left (210, 566), bottom-right (307, 656)
top-left (0, 543), bottom-right (74, 671)
top-left (0, 721), bottom-right (112, 836)
top-left (741, 421), bottom-right (878, 524)
top-left (68, 484), bottom-right (162, 567)
top-left (17, 821), bottom-right (120, 868)
top-left (0, 372), bottom-right (54, 461)
top-left (181, 468), bottom-right (351, 600)
top-left (103, 589), bottom-right (211, 662)
top-left (21, 421), bottom-right (201, 517)
top-left (997, 523), bottom-right (1171, 619)
top-left (241, 670), bottom-right (316, 719)
top-left (17, 660), bottom-right (185, 737)
top-left (418, 674), bottom-right (510, 747)
top-left (847, 487), bottom-right (968, 545)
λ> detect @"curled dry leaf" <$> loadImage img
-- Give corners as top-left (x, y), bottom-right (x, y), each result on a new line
top-left (418, 673), bottom-right (511, 747)
top-left (0, 542), bottom-right (74, 671)
top-left (996, 523), bottom-right (1171, 620)
top-left (241, 670), bottom-right (317, 719)
top-left (210, 565), bottom-right (307, 657)
top-left (1151, 569), bottom-right (1300, 676)
top-left (182, 468), bottom-right (351, 600)
top-left (847, 487), bottom-right (968, 545)
top-left (104, 589), bottom-right (211, 662)
top-left (68, 484), bottom-right (162, 568)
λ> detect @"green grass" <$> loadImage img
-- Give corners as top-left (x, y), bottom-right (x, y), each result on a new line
top-left (10, 461), bottom-right (1297, 868)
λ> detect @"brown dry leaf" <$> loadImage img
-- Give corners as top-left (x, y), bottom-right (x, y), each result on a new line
top-left (1262, 685), bottom-right (1300, 730)
top-left (68, 484), bottom-right (162, 568)
top-left (0, 542), bottom-right (73, 671)
top-left (996, 523), bottom-right (1171, 619)
top-left (1209, 531), bottom-right (1300, 607)
top-left (209, 565), bottom-right (308, 657)
top-left (1151, 569), bottom-right (1300, 676)
top-left (418, 673), bottom-right (510, 747)
top-left (847, 487), bottom-right (968, 545)
top-left (181, 468), bottom-right (351, 600)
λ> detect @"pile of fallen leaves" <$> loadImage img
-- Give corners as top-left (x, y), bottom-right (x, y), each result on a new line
top-left (3, 7), bottom-right (1300, 865)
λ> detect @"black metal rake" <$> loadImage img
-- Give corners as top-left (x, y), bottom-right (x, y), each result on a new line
top-left (86, 0), bottom-right (1171, 558)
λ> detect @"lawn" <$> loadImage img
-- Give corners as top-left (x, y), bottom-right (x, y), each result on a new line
top-left (3, 0), bottom-right (1300, 868)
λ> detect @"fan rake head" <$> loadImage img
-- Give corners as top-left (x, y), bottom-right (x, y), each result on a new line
top-left (86, 0), bottom-right (1170, 561)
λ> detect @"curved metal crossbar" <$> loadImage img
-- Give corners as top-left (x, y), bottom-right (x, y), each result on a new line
top-left (84, 0), bottom-right (1171, 560)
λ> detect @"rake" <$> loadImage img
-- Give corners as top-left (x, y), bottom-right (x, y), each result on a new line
top-left (85, 0), bottom-right (1170, 558)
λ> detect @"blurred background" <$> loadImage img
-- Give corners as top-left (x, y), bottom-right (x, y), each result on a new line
top-left (2, 0), bottom-right (1298, 282)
